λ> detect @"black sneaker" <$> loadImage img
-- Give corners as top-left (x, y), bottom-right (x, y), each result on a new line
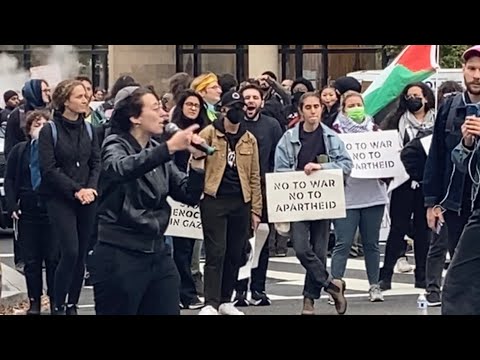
top-left (233, 291), bottom-right (249, 307)
top-left (426, 292), bottom-right (441, 307)
top-left (26, 298), bottom-right (41, 315)
top-left (249, 291), bottom-right (272, 306)
top-left (185, 297), bottom-right (204, 310)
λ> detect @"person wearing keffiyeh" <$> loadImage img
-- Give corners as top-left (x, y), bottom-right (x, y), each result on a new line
top-left (331, 91), bottom-right (387, 303)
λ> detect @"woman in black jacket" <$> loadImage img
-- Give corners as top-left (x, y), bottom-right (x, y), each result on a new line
top-left (89, 86), bottom-right (206, 315)
top-left (378, 82), bottom-right (436, 291)
top-left (170, 89), bottom-right (209, 310)
top-left (38, 79), bottom-right (101, 315)
top-left (5, 110), bottom-right (58, 315)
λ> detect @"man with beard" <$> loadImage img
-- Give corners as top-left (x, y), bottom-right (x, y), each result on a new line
top-left (423, 46), bottom-right (480, 309)
top-left (233, 84), bottom-right (283, 307)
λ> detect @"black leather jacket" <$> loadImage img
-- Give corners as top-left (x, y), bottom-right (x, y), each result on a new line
top-left (97, 132), bottom-right (205, 253)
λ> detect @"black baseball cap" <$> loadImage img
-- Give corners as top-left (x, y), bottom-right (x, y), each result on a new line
top-left (218, 89), bottom-right (245, 108)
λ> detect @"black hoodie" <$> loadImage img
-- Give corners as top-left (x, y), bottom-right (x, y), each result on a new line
top-left (213, 117), bottom-right (247, 197)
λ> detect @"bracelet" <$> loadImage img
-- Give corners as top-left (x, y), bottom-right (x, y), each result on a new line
top-left (192, 155), bottom-right (207, 161)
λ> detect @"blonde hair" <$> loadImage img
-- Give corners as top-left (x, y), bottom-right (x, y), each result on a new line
top-left (341, 90), bottom-right (364, 111)
top-left (52, 79), bottom-right (85, 113)
top-left (190, 73), bottom-right (218, 93)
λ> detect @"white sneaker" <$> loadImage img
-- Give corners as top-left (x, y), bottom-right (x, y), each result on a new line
top-left (218, 303), bottom-right (245, 315)
top-left (369, 285), bottom-right (384, 302)
top-left (395, 257), bottom-right (413, 273)
top-left (198, 305), bottom-right (218, 315)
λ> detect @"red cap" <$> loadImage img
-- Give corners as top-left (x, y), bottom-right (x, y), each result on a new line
top-left (463, 45), bottom-right (480, 61)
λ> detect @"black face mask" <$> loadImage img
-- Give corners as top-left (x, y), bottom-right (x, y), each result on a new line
top-left (226, 107), bottom-right (245, 124)
top-left (406, 98), bottom-right (424, 113)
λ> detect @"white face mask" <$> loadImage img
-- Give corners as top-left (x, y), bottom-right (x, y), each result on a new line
top-left (31, 126), bottom-right (41, 140)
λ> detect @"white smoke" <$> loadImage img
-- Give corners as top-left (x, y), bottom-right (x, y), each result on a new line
top-left (0, 53), bottom-right (29, 108)
top-left (46, 45), bottom-right (82, 81)
top-left (0, 45), bottom-right (85, 107)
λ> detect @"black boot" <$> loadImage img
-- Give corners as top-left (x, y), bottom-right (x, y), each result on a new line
top-left (26, 298), bottom-right (41, 315)
top-left (53, 305), bottom-right (66, 315)
top-left (49, 297), bottom-right (55, 315)
top-left (66, 304), bottom-right (78, 315)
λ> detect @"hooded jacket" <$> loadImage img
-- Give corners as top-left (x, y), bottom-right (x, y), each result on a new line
top-left (4, 80), bottom-right (49, 158)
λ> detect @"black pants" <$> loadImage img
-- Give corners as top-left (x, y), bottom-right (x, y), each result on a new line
top-left (291, 220), bottom-right (331, 299)
top-left (201, 195), bottom-right (251, 309)
top-left (13, 224), bottom-right (23, 266)
top-left (380, 182), bottom-right (429, 285)
top-left (20, 213), bottom-right (58, 300)
top-left (442, 209), bottom-right (480, 315)
top-left (172, 237), bottom-right (198, 306)
top-left (91, 242), bottom-right (180, 315)
top-left (426, 210), bottom-right (470, 295)
top-left (47, 198), bottom-right (97, 307)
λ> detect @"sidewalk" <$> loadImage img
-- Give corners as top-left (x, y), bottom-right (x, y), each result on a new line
top-left (0, 262), bottom-right (28, 309)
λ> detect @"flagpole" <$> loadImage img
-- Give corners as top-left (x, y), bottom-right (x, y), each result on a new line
top-left (434, 45), bottom-right (440, 115)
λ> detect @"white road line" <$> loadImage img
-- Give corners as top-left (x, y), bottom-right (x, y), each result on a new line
top-left (0, 253), bottom-right (14, 258)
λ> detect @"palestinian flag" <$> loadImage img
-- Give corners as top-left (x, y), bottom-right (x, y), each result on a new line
top-left (364, 45), bottom-right (439, 117)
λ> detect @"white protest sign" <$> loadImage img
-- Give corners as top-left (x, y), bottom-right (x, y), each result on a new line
top-left (337, 130), bottom-right (403, 179)
top-left (30, 64), bottom-right (62, 88)
top-left (266, 169), bottom-right (346, 223)
top-left (379, 206), bottom-right (391, 242)
top-left (238, 237), bottom-right (255, 280)
top-left (420, 135), bottom-right (433, 155)
top-left (164, 197), bottom-right (203, 240)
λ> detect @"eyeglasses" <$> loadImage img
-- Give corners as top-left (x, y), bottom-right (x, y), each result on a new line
top-left (206, 85), bottom-right (221, 91)
top-left (185, 102), bottom-right (201, 109)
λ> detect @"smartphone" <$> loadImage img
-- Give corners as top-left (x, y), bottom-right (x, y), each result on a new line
top-left (466, 104), bottom-right (480, 117)
top-left (317, 154), bottom-right (330, 164)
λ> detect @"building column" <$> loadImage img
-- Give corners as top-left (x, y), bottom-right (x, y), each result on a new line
top-left (248, 45), bottom-right (279, 79)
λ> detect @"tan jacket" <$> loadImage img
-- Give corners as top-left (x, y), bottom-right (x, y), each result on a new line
top-left (199, 124), bottom-right (262, 217)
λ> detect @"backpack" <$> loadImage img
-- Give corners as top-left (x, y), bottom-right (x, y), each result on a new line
top-left (48, 120), bottom-right (93, 147)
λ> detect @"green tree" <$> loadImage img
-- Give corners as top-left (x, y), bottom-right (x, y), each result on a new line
top-left (383, 45), bottom-right (472, 68)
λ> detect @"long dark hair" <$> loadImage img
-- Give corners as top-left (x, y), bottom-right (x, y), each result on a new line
top-left (171, 90), bottom-right (209, 131)
top-left (110, 87), bottom-right (157, 134)
top-left (381, 82), bottom-right (436, 130)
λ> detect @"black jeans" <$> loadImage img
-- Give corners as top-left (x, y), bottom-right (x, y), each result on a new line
top-left (380, 182), bottom-right (429, 285)
top-left (201, 195), bottom-right (251, 309)
top-left (426, 210), bottom-right (470, 295)
top-left (442, 209), bottom-right (480, 315)
top-left (172, 237), bottom-right (199, 306)
top-left (291, 220), bottom-right (331, 299)
top-left (91, 242), bottom-right (180, 315)
top-left (20, 206), bottom-right (58, 300)
top-left (47, 198), bottom-right (97, 307)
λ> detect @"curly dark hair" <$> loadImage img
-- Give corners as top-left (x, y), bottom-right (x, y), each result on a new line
top-left (380, 82), bottom-right (436, 131)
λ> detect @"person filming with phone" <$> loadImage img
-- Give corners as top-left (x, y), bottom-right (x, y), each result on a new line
top-left (423, 46), bottom-right (480, 312)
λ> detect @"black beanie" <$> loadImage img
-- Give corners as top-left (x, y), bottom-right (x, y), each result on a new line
top-left (3, 90), bottom-right (18, 104)
top-left (334, 76), bottom-right (362, 96)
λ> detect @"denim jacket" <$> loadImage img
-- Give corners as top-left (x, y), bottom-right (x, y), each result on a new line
top-left (274, 122), bottom-right (353, 176)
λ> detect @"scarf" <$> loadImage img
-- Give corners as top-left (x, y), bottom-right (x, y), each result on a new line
top-left (398, 109), bottom-right (435, 144)
top-left (334, 112), bottom-right (376, 134)
top-left (30, 139), bottom-right (41, 191)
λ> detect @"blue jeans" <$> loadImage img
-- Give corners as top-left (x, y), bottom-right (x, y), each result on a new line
top-left (331, 205), bottom-right (384, 285)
